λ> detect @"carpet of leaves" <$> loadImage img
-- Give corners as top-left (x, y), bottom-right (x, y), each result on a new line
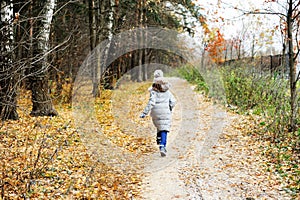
top-left (177, 94), bottom-right (299, 199)
top-left (0, 83), bottom-right (154, 199)
top-left (249, 114), bottom-right (300, 197)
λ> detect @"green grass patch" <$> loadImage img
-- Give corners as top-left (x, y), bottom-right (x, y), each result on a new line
top-left (176, 65), bottom-right (209, 95)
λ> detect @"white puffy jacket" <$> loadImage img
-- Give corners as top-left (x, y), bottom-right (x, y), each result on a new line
top-left (142, 89), bottom-right (176, 132)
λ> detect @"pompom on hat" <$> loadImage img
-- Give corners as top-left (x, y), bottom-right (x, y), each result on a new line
top-left (153, 69), bottom-right (163, 78)
top-left (148, 69), bottom-right (171, 92)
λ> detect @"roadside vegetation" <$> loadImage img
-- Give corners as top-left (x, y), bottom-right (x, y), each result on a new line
top-left (178, 63), bottom-right (300, 197)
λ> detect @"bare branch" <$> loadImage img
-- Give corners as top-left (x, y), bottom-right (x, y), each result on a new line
top-left (292, 0), bottom-right (300, 12)
top-left (246, 11), bottom-right (286, 18)
top-left (53, 0), bottom-right (81, 16)
top-left (292, 10), bottom-right (300, 20)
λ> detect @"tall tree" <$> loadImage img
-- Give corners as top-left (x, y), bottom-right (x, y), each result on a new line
top-left (97, 0), bottom-right (115, 88)
top-left (29, 0), bottom-right (58, 116)
top-left (247, 0), bottom-right (300, 131)
top-left (0, 0), bottom-right (19, 120)
top-left (88, 0), bottom-right (99, 96)
top-left (285, 0), bottom-right (299, 131)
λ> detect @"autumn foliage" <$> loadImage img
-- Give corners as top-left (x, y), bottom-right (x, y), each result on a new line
top-left (0, 83), bottom-right (155, 199)
top-left (205, 29), bottom-right (226, 64)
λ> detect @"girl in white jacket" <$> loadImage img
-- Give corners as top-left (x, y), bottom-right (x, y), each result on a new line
top-left (140, 79), bottom-right (176, 157)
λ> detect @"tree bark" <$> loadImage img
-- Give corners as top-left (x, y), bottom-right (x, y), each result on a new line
top-left (0, 0), bottom-right (19, 120)
top-left (88, 0), bottom-right (99, 96)
top-left (97, 0), bottom-right (115, 89)
top-left (137, 0), bottom-right (143, 82)
top-left (287, 0), bottom-right (297, 131)
top-left (29, 0), bottom-right (58, 117)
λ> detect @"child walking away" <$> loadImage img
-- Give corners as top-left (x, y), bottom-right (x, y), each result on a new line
top-left (140, 76), bottom-right (176, 157)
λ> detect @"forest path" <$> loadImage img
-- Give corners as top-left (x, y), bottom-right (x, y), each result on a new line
top-left (138, 77), bottom-right (291, 200)
top-left (139, 77), bottom-right (226, 200)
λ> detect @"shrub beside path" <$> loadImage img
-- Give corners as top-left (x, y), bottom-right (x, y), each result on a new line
top-left (139, 77), bottom-right (292, 200)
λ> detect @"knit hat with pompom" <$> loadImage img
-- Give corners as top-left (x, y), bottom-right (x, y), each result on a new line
top-left (153, 69), bottom-right (163, 79)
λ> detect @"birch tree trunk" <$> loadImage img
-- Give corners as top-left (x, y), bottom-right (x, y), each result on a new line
top-left (29, 0), bottom-right (58, 116)
top-left (97, 0), bottom-right (114, 89)
top-left (106, 0), bottom-right (115, 88)
top-left (0, 0), bottom-right (19, 120)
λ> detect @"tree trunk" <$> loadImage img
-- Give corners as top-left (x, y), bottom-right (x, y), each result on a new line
top-left (137, 0), bottom-right (143, 82)
top-left (142, 0), bottom-right (147, 81)
top-left (98, 0), bottom-right (115, 89)
top-left (287, 0), bottom-right (297, 131)
top-left (251, 35), bottom-right (255, 61)
top-left (30, 76), bottom-right (57, 116)
top-left (89, 0), bottom-right (99, 96)
top-left (237, 39), bottom-right (241, 60)
top-left (29, 0), bottom-right (58, 117)
top-left (0, 0), bottom-right (19, 120)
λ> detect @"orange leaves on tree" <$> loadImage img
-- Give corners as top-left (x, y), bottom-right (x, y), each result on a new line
top-left (199, 15), bottom-right (210, 35)
top-left (205, 28), bottom-right (226, 64)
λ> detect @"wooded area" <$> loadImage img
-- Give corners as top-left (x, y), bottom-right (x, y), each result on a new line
top-left (1, 0), bottom-right (300, 198)
top-left (1, 0), bottom-right (299, 127)
top-left (0, 0), bottom-right (202, 121)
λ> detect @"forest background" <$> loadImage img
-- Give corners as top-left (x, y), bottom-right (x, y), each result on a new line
top-left (0, 0), bottom-right (299, 199)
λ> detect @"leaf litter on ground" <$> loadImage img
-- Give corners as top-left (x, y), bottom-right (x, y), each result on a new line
top-left (1, 81), bottom-right (299, 199)
top-left (0, 83), bottom-right (155, 199)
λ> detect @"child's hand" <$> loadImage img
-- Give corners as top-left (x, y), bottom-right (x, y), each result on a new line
top-left (140, 113), bottom-right (146, 118)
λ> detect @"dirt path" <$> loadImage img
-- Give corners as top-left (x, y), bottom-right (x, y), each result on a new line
top-left (140, 77), bottom-right (204, 199)
top-left (139, 77), bottom-right (292, 200)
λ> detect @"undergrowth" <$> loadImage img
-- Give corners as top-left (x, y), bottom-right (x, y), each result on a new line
top-left (177, 63), bottom-right (300, 197)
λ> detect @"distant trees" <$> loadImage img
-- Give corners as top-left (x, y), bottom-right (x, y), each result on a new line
top-left (214, 0), bottom-right (299, 131)
top-left (0, 0), bottom-right (204, 121)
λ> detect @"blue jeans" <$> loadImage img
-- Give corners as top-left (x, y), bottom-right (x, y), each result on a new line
top-left (158, 130), bottom-right (168, 147)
